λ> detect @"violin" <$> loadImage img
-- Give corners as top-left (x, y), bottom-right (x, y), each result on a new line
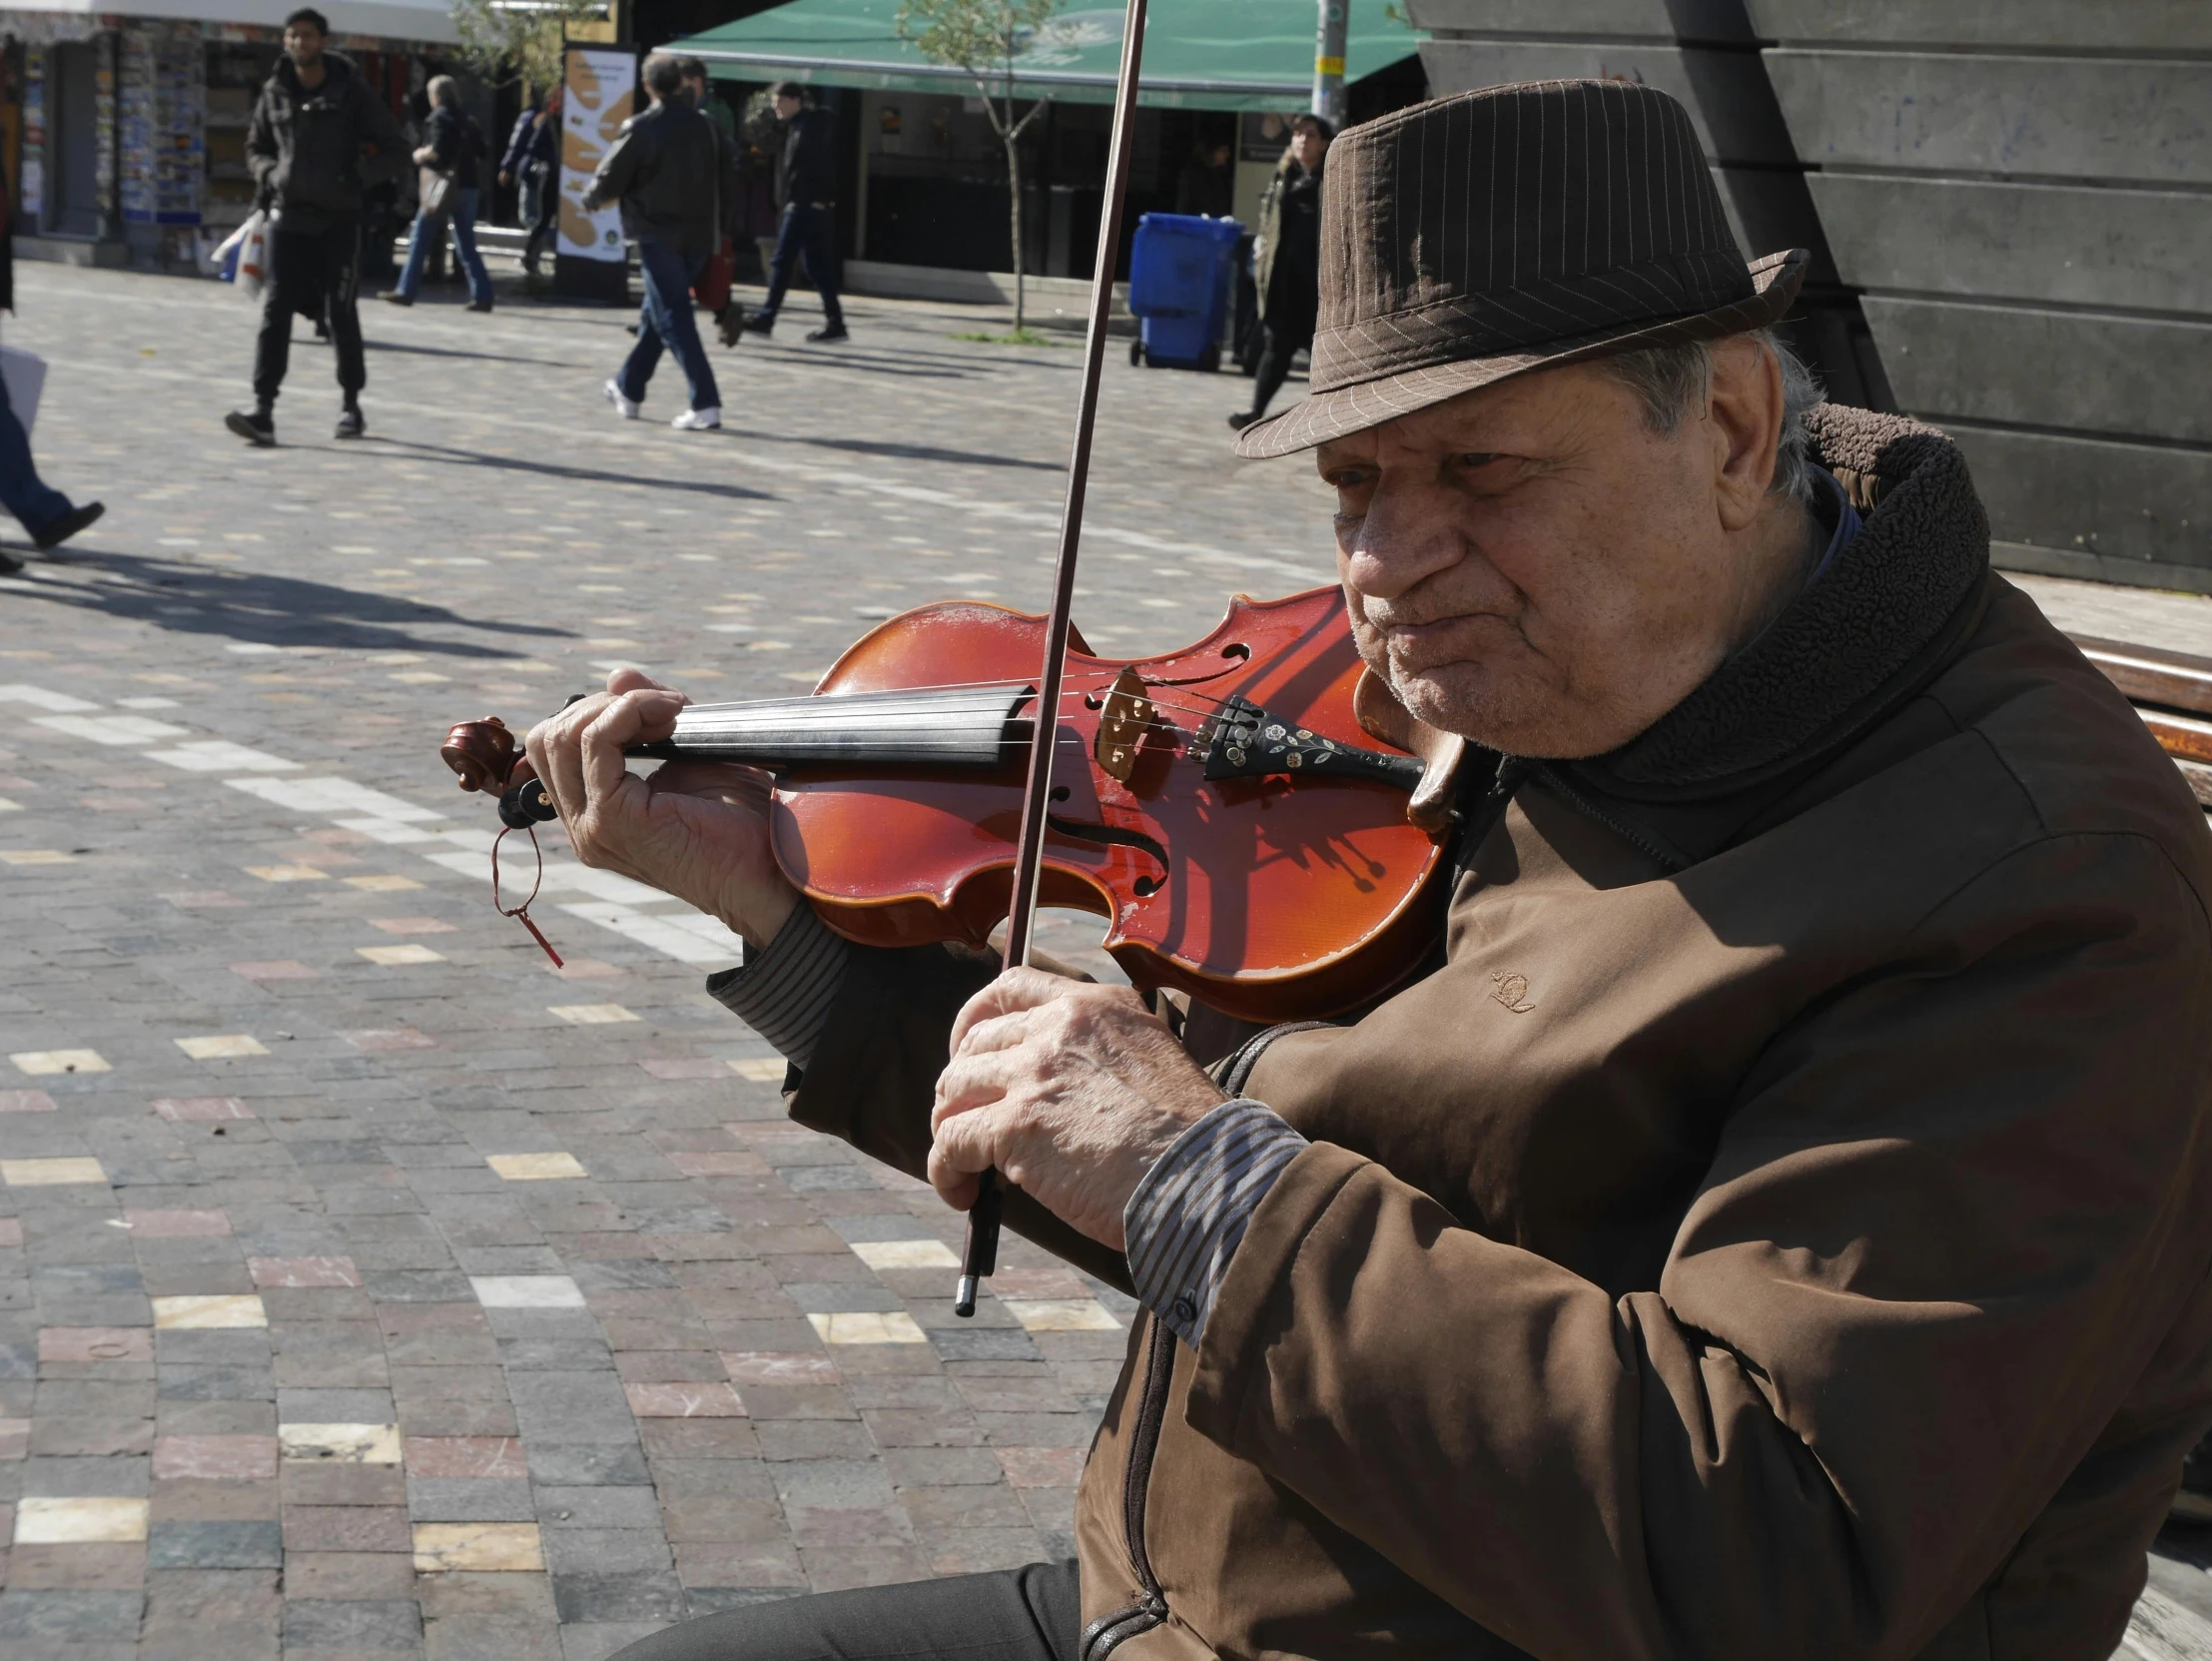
top-left (439, 585), bottom-right (1467, 1025)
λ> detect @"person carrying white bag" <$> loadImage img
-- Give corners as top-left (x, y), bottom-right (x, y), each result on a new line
top-left (0, 53), bottom-right (104, 572)
top-left (214, 209), bottom-right (271, 299)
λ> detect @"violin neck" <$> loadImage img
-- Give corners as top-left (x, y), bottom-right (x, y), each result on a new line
top-left (629, 684), bottom-right (1033, 770)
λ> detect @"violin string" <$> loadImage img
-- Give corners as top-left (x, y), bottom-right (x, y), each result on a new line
top-left (678, 679), bottom-right (1245, 731)
top-left (683, 672), bottom-right (1250, 720)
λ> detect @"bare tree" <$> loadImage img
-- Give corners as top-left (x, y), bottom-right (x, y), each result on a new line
top-left (896, 0), bottom-right (1061, 331)
top-left (449, 0), bottom-right (606, 95)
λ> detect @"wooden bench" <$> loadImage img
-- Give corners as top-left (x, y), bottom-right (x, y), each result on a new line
top-left (2071, 635), bottom-right (2212, 811)
top-left (2075, 635), bottom-right (2212, 1653)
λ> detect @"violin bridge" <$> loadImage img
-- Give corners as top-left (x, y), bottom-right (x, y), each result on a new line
top-left (1094, 665), bottom-right (1158, 784)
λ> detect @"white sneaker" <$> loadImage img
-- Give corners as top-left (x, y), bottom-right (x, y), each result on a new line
top-left (603, 380), bottom-right (640, 419)
top-left (672, 407), bottom-right (721, 430)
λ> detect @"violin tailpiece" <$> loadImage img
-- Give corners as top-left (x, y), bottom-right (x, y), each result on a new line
top-left (1197, 695), bottom-right (1425, 793)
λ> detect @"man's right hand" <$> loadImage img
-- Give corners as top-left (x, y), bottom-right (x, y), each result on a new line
top-left (523, 667), bottom-right (801, 950)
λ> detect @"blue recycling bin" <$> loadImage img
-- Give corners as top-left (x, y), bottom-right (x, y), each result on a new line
top-left (1127, 213), bottom-right (1242, 372)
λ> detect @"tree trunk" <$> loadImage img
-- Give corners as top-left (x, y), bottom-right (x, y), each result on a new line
top-left (1006, 126), bottom-right (1026, 332)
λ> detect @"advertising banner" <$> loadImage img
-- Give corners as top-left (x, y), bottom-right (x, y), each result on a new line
top-left (555, 44), bottom-right (636, 285)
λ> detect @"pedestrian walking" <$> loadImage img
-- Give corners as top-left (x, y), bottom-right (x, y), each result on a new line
top-left (743, 82), bottom-right (847, 344)
top-left (584, 54), bottom-right (739, 430)
top-left (382, 76), bottom-right (494, 313)
top-left (0, 59), bottom-right (100, 569)
top-left (1227, 113), bottom-right (1329, 432)
top-left (497, 95), bottom-right (539, 224)
top-left (678, 58), bottom-right (745, 348)
top-left (501, 86), bottom-right (562, 278)
top-left (225, 6), bottom-right (404, 445)
top-left (1174, 139), bottom-right (1233, 218)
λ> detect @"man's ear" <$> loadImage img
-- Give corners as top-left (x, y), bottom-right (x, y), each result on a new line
top-left (1705, 335), bottom-right (1786, 532)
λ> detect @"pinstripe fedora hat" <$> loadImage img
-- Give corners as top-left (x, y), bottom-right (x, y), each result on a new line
top-left (1233, 80), bottom-right (1809, 459)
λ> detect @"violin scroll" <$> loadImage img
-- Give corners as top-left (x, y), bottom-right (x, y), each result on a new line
top-left (440, 717), bottom-right (558, 832)
top-left (441, 716), bottom-right (523, 794)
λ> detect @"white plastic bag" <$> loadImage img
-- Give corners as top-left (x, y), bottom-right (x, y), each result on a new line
top-left (220, 210), bottom-right (270, 300)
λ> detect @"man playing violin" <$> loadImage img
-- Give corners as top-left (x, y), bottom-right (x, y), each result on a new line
top-left (529, 83), bottom-right (2212, 1661)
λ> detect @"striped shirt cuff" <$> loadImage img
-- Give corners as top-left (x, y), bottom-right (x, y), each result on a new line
top-left (703, 904), bottom-right (850, 1072)
top-left (1123, 1099), bottom-right (1309, 1349)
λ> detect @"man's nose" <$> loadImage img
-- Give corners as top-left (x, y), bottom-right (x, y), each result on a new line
top-left (1344, 480), bottom-right (1463, 601)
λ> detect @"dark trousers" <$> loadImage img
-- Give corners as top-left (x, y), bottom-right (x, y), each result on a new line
top-left (760, 202), bottom-right (843, 330)
top-left (610, 1561), bottom-right (1079, 1661)
top-left (254, 223), bottom-right (365, 406)
top-left (621, 236), bottom-right (721, 412)
top-left (1249, 321), bottom-right (1306, 421)
top-left (0, 365), bottom-right (72, 538)
top-left (522, 167), bottom-right (558, 271)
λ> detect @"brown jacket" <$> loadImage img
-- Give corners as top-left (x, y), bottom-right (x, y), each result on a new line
top-left (788, 407), bottom-right (2212, 1660)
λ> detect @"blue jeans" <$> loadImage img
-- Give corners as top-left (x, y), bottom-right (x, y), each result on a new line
top-left (760, 203), bottom-right (843, 330)
top-left (0, 362), bottom-right (71, 538)
top-left (621, 237), bottom-right (720, 412)
top-left (397, 186), bottom-right (492, 305)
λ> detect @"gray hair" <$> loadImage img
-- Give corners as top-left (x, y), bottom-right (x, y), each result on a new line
top-left (427, 74), bottom-right (460, 110)
top-left (1598, 328), bottom-right (1824, 506)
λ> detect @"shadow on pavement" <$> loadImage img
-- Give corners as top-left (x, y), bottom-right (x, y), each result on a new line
top-left (0, 547), bottom-right (562, 657)
top-left (718, 425), bottom-right (1063, 473)
top-left (365, 339), bottom-right (580, 371)
top-left (372, 435), bottom-right (781, 501)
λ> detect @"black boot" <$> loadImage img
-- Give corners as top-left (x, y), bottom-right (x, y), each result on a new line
top-left (226, 406), bottom-right (277, 446)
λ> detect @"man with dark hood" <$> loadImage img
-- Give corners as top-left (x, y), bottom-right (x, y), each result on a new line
top-left (226, 7), bottom-right (403, 445)
top-left (527, 83), bottom-right (2212, 1661)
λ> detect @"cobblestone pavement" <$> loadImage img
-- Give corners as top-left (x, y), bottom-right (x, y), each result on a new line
top-left (0, 264), bottom-right (2206, 1661)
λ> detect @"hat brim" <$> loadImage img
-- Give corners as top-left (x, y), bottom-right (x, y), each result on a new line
top-left (1232, 249), bottom-right (1811, 460)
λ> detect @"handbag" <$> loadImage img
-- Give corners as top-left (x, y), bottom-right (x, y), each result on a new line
top-left (418, 164), bottom-right (456, 221)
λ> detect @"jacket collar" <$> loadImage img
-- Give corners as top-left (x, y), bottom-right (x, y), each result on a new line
top-left (1541, 405), bottom-right (1993, 862)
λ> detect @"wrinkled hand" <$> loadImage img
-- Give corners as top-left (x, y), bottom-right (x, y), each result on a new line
top-left (930, 969), bottom-right (1224, 1248)
top-left (523, 667), bottom-right (800, 949)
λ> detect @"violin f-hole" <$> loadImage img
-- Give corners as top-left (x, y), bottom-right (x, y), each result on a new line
top-left (1045, 813), bottom-right (1168, 883)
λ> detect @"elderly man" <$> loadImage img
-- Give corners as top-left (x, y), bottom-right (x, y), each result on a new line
top-left (530, 83), bottom-right (2212, 1661)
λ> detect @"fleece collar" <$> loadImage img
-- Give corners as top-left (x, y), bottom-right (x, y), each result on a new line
top-left (1569, 405), bottom-right (1991, 806)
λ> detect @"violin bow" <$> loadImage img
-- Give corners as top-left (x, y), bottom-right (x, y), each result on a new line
top-left (954, 0), bottom-right (1151, 1319)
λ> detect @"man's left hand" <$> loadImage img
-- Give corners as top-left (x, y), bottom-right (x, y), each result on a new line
top-left (929, 970), bottom-right (1225, 1249)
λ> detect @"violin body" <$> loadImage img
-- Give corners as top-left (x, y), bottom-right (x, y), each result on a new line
top-left (771, 585), bottom-right (1447, 1022)
top-left (441, 585), bottom-right (1457, 1024)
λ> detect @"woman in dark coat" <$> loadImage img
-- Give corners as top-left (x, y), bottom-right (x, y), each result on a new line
top-left (1228, 114), bottom-right (1330, 431)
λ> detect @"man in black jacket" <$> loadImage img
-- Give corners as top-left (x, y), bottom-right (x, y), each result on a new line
top-left (584, 54), bottom-right (738, 430)
top-left (226, 7), bottom-right (403, 445)
top-left (742, 82), bottom-right (846, 344)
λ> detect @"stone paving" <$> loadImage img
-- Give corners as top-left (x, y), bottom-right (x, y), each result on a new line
top-left (0, 262), bottom-right (2205, 1661)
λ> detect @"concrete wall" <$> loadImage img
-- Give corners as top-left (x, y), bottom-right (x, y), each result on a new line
top-left (1748, 0), bottom-right (2212, 591)
top-left (1402, 0), bottom-right (1893, 411)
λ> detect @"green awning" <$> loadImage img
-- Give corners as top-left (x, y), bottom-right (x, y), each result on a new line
top-left (665, 0), bottom-right (1417, 111)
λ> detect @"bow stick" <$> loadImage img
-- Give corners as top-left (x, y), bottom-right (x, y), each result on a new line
top-left (955, 0), bottom-right (1152, 1318)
